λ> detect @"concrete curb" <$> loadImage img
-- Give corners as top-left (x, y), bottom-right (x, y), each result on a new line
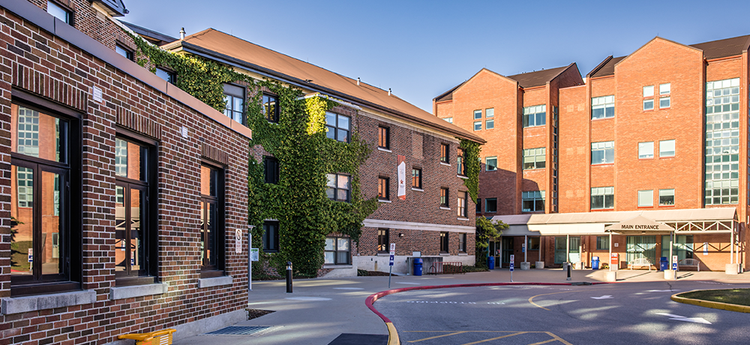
top-left (671, 290), bottom-right (750, 313)
top-left (365, 281), bottom-right (610, 345)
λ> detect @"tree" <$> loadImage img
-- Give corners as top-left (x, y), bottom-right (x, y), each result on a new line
top-left (475, 217), bottom-right (508, 268)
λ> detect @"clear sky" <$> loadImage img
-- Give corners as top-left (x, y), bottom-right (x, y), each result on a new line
top-left (123, 0), bottom-right (750, 113)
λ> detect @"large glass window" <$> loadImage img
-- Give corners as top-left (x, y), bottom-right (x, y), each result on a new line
top-left (223, 84), bottom-right (245, 124)
top-left (626, 236), bottom-right (656, 265)
top-left (661, 235), bottom-right (693, 262)
top-left (263, 221), bottom-right (279, 253)
top-left (705, 78), bottom-right (740, 205)
top-left (473, 110), bottom-right (482, 119)
top-left (523, 148), bottom-right (546, 169)
top-left (200, 164), bottom-right (224, 276)
top-left (325, 112), bottom-right (350, 142)
top-left (591, 187), bottom-right (614, 209)
top-left (522, 191), bottom-right (545, 212)
top-left (591, 141), bottom-right (614, 164)
top-left (596, 236), bottom-right (609, 250)
top-left (659, 83), bottom-right (671, 108)
top-left (262, 93), bottom-right (279, 123)
top-left (11, 102), bottom-right (76, 294)
top-left (473, 121), bottom-right (482, 131)
top-left (326, 173), bottom-right (350, 202)
top-left (440, 143), bottom-right (449, 163)
top-left (637, 190), bottom-right (653, 207)
top-left (325, 237), bottom-right (350, 265)
top-left (523, 105), bottom-right (546, 127)
top-left (591, 95), bottom-right (614, 119)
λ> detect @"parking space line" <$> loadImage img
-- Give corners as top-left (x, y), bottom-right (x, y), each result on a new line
top-left (528, 291), bottom-right (570, 311)
top-left (527, 339), bottom-right (557, 345)
top-left (544, 331), bottom-right (574, 345)
top-left (462, 331), bottom-right (527, 345)
top-left (404, 330), bottom-right (573, 345)
top-left (407, 331), bottom-right (468, 343)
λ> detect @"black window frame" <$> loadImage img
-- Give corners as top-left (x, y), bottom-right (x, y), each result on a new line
top-left (325, 111), bottom-right (350, 143)
top-left (457, 191), bottom-right (468, 218)
top-left (596, 236), bottom-right (610, 250)
top-left (263, 220), bottom-right (280, 253)
top-left (262, 92), bottom-right (279, 123)
top-left (114, 133), bottom-right (159, 286)
top-left (327, 173), bottom-right (351, 202)
top-left (440, 232), bottom-right (449, 253)
top-left (264, 156), bottom-right (279, 184)
top-left (457, 148), bottom-right (466, 176)
top-left (377, 229), bottom-right (389, 253)
top-left (459, 233), bottom-right (467, 253)
top-left (325, 236), bottom-right (351, 265)
top-left (378, 176), bottom-right (390, 201)
top-left (440, 187), bottom-right (449, 208)
top-left (47, 0), bottom-right (73, 25)
top-left (485, 198), bottom-right (497, 213)
top-left (440, 143), bottom-right (449, 163)
top-left (476, 198), bottom-right (482, 213)
top-left (378, 126), bottom-right (390, 150)
top-left (412, 167), bottom-right (422, 189)
top-left (200, 161), bottom-right (226, 278)
top-left (155, 66), bottom-right (176, 84)
top-left (115, 43), bottom-right (134, 61)
top-left (223, 83), bottom-right (246, 125)
top-left (10, 92), bottom-right (82, 297)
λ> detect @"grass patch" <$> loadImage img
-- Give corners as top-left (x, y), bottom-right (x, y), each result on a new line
top-left (679, 289), bottom-right (750, 306)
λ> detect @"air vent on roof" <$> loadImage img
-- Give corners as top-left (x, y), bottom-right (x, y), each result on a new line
top-left (180, 28), bottom-right (185, 40)
top-left (388, 88), bottom-right (391, 96)
top-left (357, 77), bottom-right (360, 86)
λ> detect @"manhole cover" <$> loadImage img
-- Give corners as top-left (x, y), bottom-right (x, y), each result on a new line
top-left (206, 326), bottom-right (270, 335)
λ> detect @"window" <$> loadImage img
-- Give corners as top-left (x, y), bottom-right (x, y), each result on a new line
top-left (705, 78), bottom-right (740, 205)
top-left (155, 67), bottom-right (175, 84)
top-left (378, 176), bottom-right (390, 200)
top-left (440, 232), bottom-right (449, 253)
top-left (263, 221), bottom-right (279, 253)
top-left (378, 126), bottom-right (390, 149)
top-left (412, 168), bottom-right (422, 189)
top-left (591, 141), bottom-right (614, 164)
top-left (660, 83), bottom-right (671, 95)
top-left (459, 233), bottom-right (467, 253)
top-left (326, 173), bottom-right (350, 202)
top-left (528, 237), bottom-right (540, 250)
top-left (440, 188), bottom-right (449, 207)
top-left (115, 137), bottom-right (158, 283)
top-left (485, 198), bottom-right (497, 213)
top-left (457, 192), bottom-right (467, 218)
top-left (523, 148), bottom-right (546, 169)
top-left (457, 148), bottom-right (466, 176)
top-left (325, 237), bottom-right (350, 265)
top-left (596, 236), bottom-right (610, 250)
top-left (474, 121), bottom-right (482, 131)
top-left (261, 93), bottom-right (279, 123)
top-left (638, 190), bottom-right (653, 207)
top-left (486, 157), bottom-right (497, 171)
top-left (443, 117), bottom-right (453, 123)
top-left (476, 198), bottom-right (482, 213)
top-left (659, 189), bottom-right (675, 206)
top-left (643, 99), bottom-right (654, 110)
top-left (116, 44), bottom-right (134, 61)
top-left (378, 229), bottom-right (389, 253)
top-left (522, 191), bottom-right (545, 212)
top-left (325, 112), bottom-right (350, 142)
top-left (660, 97), bottom-right (671, 108)
top-left (440, 143), bottom-right (449, 163)
top-left (523, 105), bottom-right (546, 127)
top-left (659, 139), bottom-right (675, 157)
top-left (592, 95), bottom-right (615, 119)
top-left (223, 84), bottom-right (245, 124)
top-left (638, 142), bottom-right (654, 159)
top-left (660, 84), bottom-right (671, 108)
top-left (474, 110), bottom-right (482, 119)
top-left (11, 101), bottom-right (79, 295)
top-left (47, 1), bottom-right (72, 24)
top-left (264, 156), bottom-right (279, 184)
top-left (486, 108), bottom-right (494, 118)
top-left (200, 164), bottom-right (224, 276)
top-left (486, 119), bottom-right (494, 129)
top-left (643, 85), bottom-right (654, 97)
top-left (591, 187), bottom-right (614, 209)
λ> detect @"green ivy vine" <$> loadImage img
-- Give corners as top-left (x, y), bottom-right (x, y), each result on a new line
top-left (460, 139), bottom-right (481, 203)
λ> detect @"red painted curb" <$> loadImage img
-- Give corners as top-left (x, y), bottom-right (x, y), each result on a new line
top-left (365, 281), bottom-right (610, 323)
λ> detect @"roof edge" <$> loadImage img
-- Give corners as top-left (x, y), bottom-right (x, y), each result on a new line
top-left (586, 55), bottom-right (613, 78)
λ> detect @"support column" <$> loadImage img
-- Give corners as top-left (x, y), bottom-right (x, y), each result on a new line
top-left (608, 232), bottom-right (613, 270)
top-left (566, 234), bottom-right (570, 264)
top-left (524, 235), bottom-right (528, 263)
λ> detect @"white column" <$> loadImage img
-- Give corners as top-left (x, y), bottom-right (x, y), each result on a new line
top-left (669, 231), bottom-right (673, 270)
top-left (608, 232), bottom-right (612, 271)
top-left (524, 235), bottom-right (528, 263)
top-left (730, 227), bottom-right (734, 265)
top-left (539, 237), bottom-right (542, 261)
top-left (566, 234), bottom-right (570, 263)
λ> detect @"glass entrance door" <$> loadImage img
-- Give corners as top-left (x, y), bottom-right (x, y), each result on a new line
top-left (502, 237), bottom-right (514, 268)
top-left (568, 236), bottom-right (581, 263)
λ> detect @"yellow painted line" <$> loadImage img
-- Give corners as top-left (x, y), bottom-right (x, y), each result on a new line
top-left (386, 322), bottom-right (401, 345)
top-left (527, 339), bottom-right (557, 345)
top-left (408, 331), bottom-right (468, 343)
top-left (545, 331), bottom-right (574, 345)
top-left (671, 291), bottom-right (750, 313)
top-left (528, 291), bottom-right (570, 311)
top-left (462, 331), bottom-right (527, 345)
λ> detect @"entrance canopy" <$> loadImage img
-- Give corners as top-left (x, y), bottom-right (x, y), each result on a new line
top-left (604, 215), bottom-right (674, 234)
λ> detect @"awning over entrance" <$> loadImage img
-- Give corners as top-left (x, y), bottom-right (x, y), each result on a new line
top-left (604, 215), bottom-right (675, 234)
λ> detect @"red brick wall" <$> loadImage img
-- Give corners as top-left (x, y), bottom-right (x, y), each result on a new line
top-left (558, 85), bottom-right (587, 213)
top-left (0, 4), bottom-right (250, 344)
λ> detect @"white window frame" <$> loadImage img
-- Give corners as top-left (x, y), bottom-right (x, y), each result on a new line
top-left (659, 83), bottom-right (671, 95)
top-left (522, 191), bottom-right (545, 212)
top-left (643, 99), bottom-right (654, 111)
top-left (442, 117), bottom-right (453, 123)
top-left (660, 96), bottom-right (671, 108)
top-left (523, 147), bottom-right (546, 170)
top-left (485, 108), bottom-right (494, 118)
top-left (473, 110), bottom-right (482, 119)
top-left (485, 157), bottom-right (497, 171)
top-left (659, 139), bottom-right (675, 157)
top-left (591, 187), bottom-right (614, 209)
top-left (591, 141), bottom-right (614, 165)
top-left (643, 85), bottom-right (654, 97)
top-left (638, 142), bottom-right (654, 159)
top-left (638, 190), bottom-right (653, 207)
top-left (473, 121), bottom-right (482, 131)
top-left (485, 119), bottom-right (494, 129)
top-left (659, 189), bottom-right (675, 206)
top-left (591, 95), bottom-right (615, 119)
top-left (523, 105), bottom-right (546, 128)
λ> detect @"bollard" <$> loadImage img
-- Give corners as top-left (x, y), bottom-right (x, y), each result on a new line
top-left (286, 261), bottom-right (293, 293)
top-left (566, 262), bottom-right (571, 281)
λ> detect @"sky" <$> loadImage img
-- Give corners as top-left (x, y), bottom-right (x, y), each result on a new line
top-left (123, 0), bottom-right (750, 113)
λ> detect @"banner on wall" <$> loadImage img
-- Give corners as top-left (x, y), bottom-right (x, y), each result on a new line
top-left (397, 155), bottom-right (406, 200)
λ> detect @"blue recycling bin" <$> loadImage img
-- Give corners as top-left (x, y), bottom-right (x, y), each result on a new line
top-left (413, 258), bottom-right (423, 276)
top-left (660, 257), bottom-right (669, 271)
top-left (488, 256), bottom-right (495, 270)
top-left (592, 256), bottom-right (600, 270)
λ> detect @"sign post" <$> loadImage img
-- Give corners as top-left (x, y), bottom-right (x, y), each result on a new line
top-left (509, 254), bottom-right (515, 282)
top-left (672, 255), bottom-right (678, 271)
top-left (388, 243), bottom-right (395, 288)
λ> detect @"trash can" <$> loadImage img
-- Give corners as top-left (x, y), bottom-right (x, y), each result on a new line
top-left (488, 256), bottom-right (495, 270)
top-left (660, 257), bottom-right (669, 271)
top-left (413, 258), bottom-right (423, 276)
top-left (592, 256), bottom-right (600, 270)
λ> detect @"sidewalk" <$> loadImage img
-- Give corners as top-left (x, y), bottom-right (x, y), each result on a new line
top-left (171, 268), bottom-right (750, 345)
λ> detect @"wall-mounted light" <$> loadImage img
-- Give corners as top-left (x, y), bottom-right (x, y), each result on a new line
top-left (399, 233), bottom-right (404, 237)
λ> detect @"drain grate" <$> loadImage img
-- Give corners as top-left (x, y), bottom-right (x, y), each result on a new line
top-left (206, 326), bottom-right (270, 335)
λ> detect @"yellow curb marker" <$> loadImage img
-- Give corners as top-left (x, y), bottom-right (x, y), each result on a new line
top-left (528, 291), bottom-right (570, 311)
top-left (386, 322), bottom-right (401, 345)
top-left (671, 291), bottom-right (750, 314)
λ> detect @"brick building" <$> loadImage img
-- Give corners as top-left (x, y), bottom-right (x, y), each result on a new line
top-left (434, 35), bottom-right (749, 273)
top-left (0, 1), bottom-right (254, 344)
top-left (159, 28), bottom-right (484, 276)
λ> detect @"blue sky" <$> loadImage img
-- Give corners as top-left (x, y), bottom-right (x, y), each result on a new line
top-left (124, 0), bottom-right (750, 112)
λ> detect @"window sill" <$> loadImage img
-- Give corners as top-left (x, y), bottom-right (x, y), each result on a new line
top-left (378, 199), bottom-right (392, 203)
top-left (659, 204), bottom-right (676, 208)
top-left (412, 188), bottom-right (424, 192)
top-left (110, 283), bottom-right (168, 301)
top-left (590, 208), bottom-right (615, 211)
top-left (459, 253), bottom-right (468, 256)
top-left (457, 175), bottom-right (468, 179)
top-left (638, 157), bottom-right (654, 160)
top-left (377, 147), bottom-right (392, 153)
top-left (659, 156), bottom-right (675, 159)
top-left (485, 169), bottom-right (497, 172)
top-left (637, 206), bottom-right (654, 209)
top-left (377, 253), bottom-right (390, 256)
top-left (1, 290), bottom-right (96, 315)
top-left (440, 162), bottom-right (451, 166)
top-left (591, 116), bottom-right (614, 121)
top-left (198, 276), bottom-right (233, 288)
top-left (439, 253), bottom-right (450, 256)
top-left (440, 207), bottom-right (451, 210)
top-left (591, 163), bottom-right (614, 167)
top-left (457, 217), bottom-right (470, 221)
top-left (323, 265), bottom-right (353, 269)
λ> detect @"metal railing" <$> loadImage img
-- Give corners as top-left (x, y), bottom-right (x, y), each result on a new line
top-left (428, 261), bottom-right (464, 275)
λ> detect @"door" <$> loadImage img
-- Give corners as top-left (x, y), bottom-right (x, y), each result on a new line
top-left (569, 236), bottom-right (581, 263)
top-left (489, 240), bottom-right (501, 268)
top-left (502, 237), bottom-right (514, 268)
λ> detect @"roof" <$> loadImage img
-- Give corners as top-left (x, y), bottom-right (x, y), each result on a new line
top-left (433, 82), bottom-right (464, 102)
top-left (690, 34), bottom-right (750, 60)
top-left (506, 65), bottom-right (570, 88)
top-left (492, 208), bottom-right (736, 226)
top-left (587, 56), bottom-right (625, 78)
top-left (165, 29), bottom-right (484, 143)
top-left (122, 21), bottom-right (177, 46)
